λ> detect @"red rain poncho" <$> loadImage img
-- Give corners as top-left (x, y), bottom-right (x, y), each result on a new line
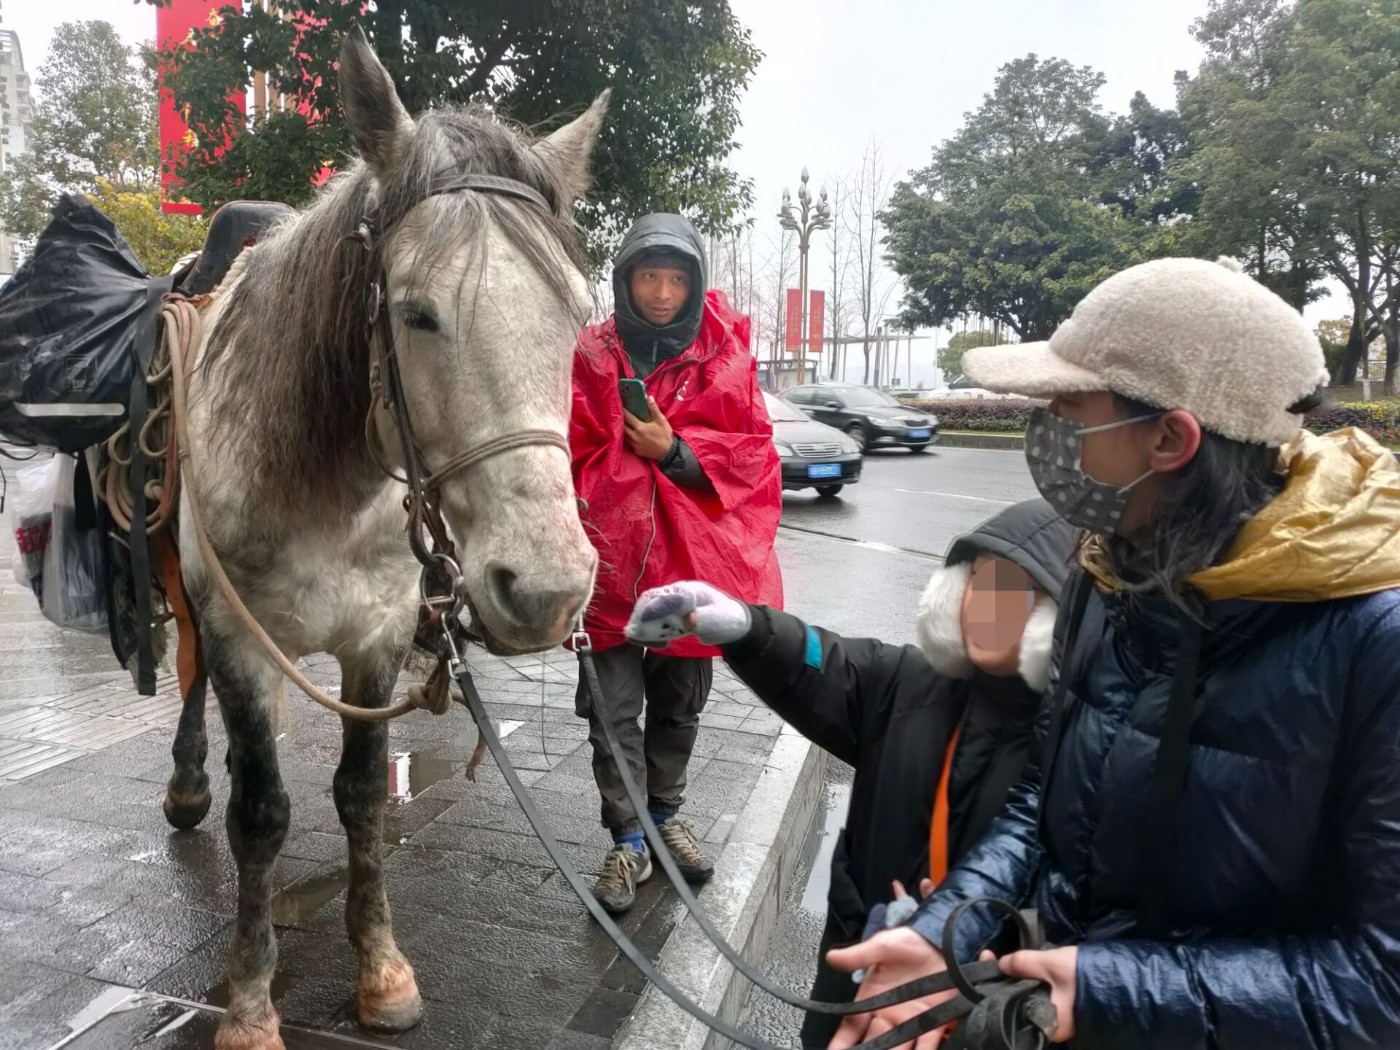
top-left (570, 290), bottom-right (783, 656)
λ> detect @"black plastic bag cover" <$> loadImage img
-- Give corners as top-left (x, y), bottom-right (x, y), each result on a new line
top-left (0, 193), bottom-right (157, 452)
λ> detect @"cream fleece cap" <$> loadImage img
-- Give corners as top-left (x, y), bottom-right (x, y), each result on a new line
top-left (962, 257), bottom-right (1330, 446)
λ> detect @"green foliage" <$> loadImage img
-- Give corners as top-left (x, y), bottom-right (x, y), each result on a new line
top-left (883, 55), bottom-right (1146, 341)
top-left (85, 180), bottom-right (206, 276)
top-left (938, 330), bottom-right (1002, 378)
top-left (146, 0), bottom-right (761, 263)
top-left (0, 20), bottom-right (160, 242)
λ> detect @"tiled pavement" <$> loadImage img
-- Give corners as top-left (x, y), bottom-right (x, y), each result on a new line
top-left (0, 456), bottom-right (788, 1049)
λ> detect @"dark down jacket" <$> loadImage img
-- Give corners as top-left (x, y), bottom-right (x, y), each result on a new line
top-left (909, 431), bottom-right (1400, 1049)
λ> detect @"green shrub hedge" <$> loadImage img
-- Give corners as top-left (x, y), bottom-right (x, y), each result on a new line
top-left (907, 397), bottom-right (1400, 445)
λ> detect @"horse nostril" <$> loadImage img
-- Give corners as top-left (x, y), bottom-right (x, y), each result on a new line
top-left (485, 563), bottom-right (527, 627)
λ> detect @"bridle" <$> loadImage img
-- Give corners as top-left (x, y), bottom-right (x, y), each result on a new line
top-left (348, 173), bottom-right (570, 576)
top-left (347, 174), bottom-right (1057, 1049)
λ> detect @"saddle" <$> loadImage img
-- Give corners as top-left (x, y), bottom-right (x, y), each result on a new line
top-left (175, 200), bottom-right (295, 296)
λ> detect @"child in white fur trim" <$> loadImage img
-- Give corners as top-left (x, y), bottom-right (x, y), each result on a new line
top-left (627, 497), bottom-right (1076, 1048)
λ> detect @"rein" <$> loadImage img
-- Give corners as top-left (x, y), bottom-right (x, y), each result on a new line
top-left (166, 170), bottom-right (1056, 1047)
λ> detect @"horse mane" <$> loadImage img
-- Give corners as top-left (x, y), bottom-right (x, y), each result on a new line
top-left (199, 104), bottom-right (591, 513)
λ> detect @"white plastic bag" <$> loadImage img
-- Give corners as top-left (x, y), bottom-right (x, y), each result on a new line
top-left (38, 456), bottom-right (107, 634)
top-left (9, 458), bottom-right (57, 601)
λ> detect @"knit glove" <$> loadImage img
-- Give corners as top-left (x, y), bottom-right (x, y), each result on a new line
top-left (625, 581), bottom-right (752, 647)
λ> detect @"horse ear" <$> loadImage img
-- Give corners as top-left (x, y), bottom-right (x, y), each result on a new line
top-left (338, 25), bottom-right (414, 176)
top-left (533, 90), bottom-right (611, 204)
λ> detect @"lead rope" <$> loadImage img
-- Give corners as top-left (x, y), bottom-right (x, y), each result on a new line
top-left (439, 619), bottom-right (1024, 1050)
top-left (164, 295), bottom-right (440, 723)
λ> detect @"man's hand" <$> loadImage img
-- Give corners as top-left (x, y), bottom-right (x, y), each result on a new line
top-left (626, 581), bottom-right (752, 647)
top-left (999, 946), bottom-right (1077, 1043)
top-left (826, 927), bottom-right (954, 1050)
top-left (624, 397), bottom-right (674, 459)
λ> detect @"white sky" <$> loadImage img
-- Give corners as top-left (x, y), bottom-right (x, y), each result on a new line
top-left (6, 0), bottom-right (1345, 383)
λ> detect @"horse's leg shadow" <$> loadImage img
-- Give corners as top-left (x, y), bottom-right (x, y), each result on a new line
top-left (336, 649), bottom-right (422, 1033)
top-left (164, 666), bottom-right (212, 830)
top-left (207, 630), bottom-right (292, 1050)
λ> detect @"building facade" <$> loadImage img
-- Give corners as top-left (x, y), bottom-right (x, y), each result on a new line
top-left (0, 18), bottom-right (33, 275)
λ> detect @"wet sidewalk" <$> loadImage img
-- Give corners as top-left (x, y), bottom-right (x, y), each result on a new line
top-left (0, 457), bottom-right (790, 1050)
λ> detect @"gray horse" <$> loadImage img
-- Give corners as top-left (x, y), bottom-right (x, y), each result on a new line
top-left (163, 29), bottom-right (604, 1049)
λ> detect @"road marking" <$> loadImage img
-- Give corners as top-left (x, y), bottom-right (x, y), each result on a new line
top-left (893, 488), bottom-right (1016, 505)
top-left (778, 524), bottom-right (944, 562)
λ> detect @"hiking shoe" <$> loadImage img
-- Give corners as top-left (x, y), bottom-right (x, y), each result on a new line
top-left (594, 843), bottom-right (652, 914)
top-left (657, 818), bottom-right (715, 883)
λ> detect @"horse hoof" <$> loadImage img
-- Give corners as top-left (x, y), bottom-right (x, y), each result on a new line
top-left (214, 1013), bottom-right (285, 1050)
top-left (163, 783), bottom-right (212, 830)
top-left (357, 961), bottom-right (423, 1033)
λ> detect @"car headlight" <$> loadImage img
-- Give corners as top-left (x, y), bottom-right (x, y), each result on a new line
top-left (864, 413), bottom-right (887, 423)
top-left (775, 441), bottom-right (794, 458)
top-left (840, 435), bottom-right (861, 454)
top-left (927, 416), bottom-right (939, 427)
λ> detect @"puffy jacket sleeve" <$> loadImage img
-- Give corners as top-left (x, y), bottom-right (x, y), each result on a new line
top-left (1071, 605), bottom-right (1400, 1050)
top-left (906, 700), bottom-right (1049, 961)
top-left (721, 605), bottom-right (938, 768)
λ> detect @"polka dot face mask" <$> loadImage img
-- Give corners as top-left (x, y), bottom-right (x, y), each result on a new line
top-left (1024, 406), bottom-right (1158, 536)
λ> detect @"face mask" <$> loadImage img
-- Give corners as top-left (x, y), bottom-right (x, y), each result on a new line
top-left (1025, 406), bottom-right (1158, 535)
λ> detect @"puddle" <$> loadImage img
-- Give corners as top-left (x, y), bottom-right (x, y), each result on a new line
top-left (271, 868), bottom-right (348, 926)
top-left (47, 984), bottom-right (141, 1049)
top-left (797, 782), bottom-right (851, 916)
top-left (204, 969), bottom-right (300, 1008)
top-left (386, 719), bottom-right (525, 803)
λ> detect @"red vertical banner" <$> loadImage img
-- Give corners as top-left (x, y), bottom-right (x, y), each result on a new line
top-left (785, 288), bottom-right (802, 352)
top-left (807, 290), bottom-right (825, 354)
top-left (157, 1), bottom-right (244, 215)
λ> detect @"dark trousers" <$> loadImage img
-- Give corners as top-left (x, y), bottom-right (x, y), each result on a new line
top-left (575, 644), bottom-right (713, 836)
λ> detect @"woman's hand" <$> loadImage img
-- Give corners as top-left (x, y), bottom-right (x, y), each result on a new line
top-left (999, 946), bottom-right (1077, 1043)
top-left (624, 397), bottom-right (674, 459)
top-left (826, 927), bottom-right (955, 1050)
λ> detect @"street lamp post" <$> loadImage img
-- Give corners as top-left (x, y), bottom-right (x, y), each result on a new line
top-left (778, 168), bottom-right (832, 386)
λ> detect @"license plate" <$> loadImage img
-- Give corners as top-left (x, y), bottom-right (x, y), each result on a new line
top-left (807, 463), bottom-right (842, 479)
top-left (906, 429), bottom-right (931, 440)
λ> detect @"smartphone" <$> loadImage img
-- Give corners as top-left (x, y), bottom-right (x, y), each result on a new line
top-left (618, 378), bottom-right (652, 422)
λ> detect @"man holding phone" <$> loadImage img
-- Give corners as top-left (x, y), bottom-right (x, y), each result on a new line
top-left (569, 213), bottom-right (783, 914)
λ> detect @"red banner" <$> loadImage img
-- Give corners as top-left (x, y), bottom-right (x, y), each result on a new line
top-left (157, 1), bottom-right (243, 215)
top-left (785, 288), bottom-right (802, 352)
top-left (808, 290), bottom-right (825, 354)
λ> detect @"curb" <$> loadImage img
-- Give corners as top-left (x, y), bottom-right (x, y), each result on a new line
top-left (612, 725), bottom-right (826, 1050)
top-left (936, 431), bottom-right (1025, 451)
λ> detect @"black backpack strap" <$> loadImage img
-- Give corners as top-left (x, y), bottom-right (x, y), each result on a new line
top-left (1137, 609), bottom-right (1203, 938)
top-left (1038, 570), bottom-right (1095, 798)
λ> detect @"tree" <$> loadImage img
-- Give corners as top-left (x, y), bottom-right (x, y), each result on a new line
top-left (825, 177), bottom-right (856, 379)
top-left (1182, 0), bottom-right (1400, 389)
top-left (1, 20), bottom-right (160, 241)
top-left (149, 0), bottom-right (761, 262)
top-left (85, 180), bottom-right (207, 276)
top-left (885, 55), bottom-right (1143, 342)
top-left (938, 329), bottom-right (1003, 381)
top-left (849, 143), bottom-right (897, 383)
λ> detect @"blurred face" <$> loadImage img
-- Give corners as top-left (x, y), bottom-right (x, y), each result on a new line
top-left (960, 555), bottom-right (1041, 676)
top-left (629, 263), bottom-right (691, 326)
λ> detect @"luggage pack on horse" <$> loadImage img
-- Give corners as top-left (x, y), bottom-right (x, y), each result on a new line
top-left (0, 28), bottom-right (1055, 1050)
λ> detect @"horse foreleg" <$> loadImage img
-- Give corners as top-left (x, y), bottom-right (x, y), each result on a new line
top-left (209, 634), bottom-right (291, 1050)
top-left (336, 651), bottom-right (422, 1033)
top-left (163, 668), bottom-right (212, 830)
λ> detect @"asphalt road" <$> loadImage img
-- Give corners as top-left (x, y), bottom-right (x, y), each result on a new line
top-left (740, 444), bottom-right (1038, 1046)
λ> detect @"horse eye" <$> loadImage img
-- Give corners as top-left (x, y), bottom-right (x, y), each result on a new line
top-left (403, 307), bottom-right (439, 333)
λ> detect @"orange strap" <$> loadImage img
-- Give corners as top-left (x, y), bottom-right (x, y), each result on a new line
top-left (156, 532), bottom-right (202, 697)
top-left (928, 728), bottom-right (961, 886)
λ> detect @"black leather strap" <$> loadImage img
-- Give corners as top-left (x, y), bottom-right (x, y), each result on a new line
top-left (126, 275), bottom-right (174, 696)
